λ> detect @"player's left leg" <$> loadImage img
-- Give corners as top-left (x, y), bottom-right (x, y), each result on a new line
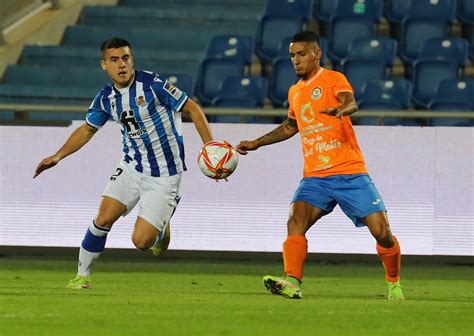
top-left (364, 212), bottom-right (404, 300)
top-left (335, 174), bottom-right (404, 300)
top-left (132, 173), bottom-right (182, 255)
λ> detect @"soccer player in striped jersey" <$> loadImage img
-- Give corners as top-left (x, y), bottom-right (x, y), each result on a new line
top-left (34, 37), bottom-right (214, 289)
top-left (237, 31), bottom-right (404, 300)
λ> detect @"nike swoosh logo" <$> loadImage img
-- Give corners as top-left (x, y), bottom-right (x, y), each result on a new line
top-left (372, 199), bottom-right (381, 205)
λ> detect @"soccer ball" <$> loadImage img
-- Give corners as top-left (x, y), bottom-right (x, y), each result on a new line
top-left (197, 140), bottom-right (238, 179)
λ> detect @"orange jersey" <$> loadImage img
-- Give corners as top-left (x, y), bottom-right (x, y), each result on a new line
top-left (288, 68), bottom-right (367, 177)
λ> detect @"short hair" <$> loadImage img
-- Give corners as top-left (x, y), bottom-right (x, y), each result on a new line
top-left (100, 37), bottom-right (131, 54)
top-left (291, 31), bottom-right (320, 48)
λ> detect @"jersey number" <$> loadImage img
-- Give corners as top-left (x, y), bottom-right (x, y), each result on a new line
top-left (110, 167), bottom-right (123, 181)
top-left (120, 110), bottom-right (140, 132)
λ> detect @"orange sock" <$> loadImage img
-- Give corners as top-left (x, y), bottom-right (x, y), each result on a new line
top-left (376, 236), bottom-right (401, 283)
top-left (283, 235), bottom-right (308, 282)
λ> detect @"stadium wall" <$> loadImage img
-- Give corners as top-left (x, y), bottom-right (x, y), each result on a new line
top-left (0, 122), bottom-right (472, 256)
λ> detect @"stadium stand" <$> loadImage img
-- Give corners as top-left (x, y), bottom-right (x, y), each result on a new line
top-left (356, 78), bottom-right (418, 126)
top-left (213, 75), bottom-right (268, 108)
top-left (255, 16), bottom-right (303, 65)
top-left (0, 0), bottom-right (472, 126)
top-left (326, 0), bottom-right (382, 63)
top-left (338, 37), bottom-right (397, 96)
top-left (398, 0), bottom-right (457, 65)
top-left (204, 34), bottom-right (254, 67)
top-left (268, 57), bottom-right (298, 108)
top-left (458, 0), bottom-right (474, 25)
top-left (428, 79), bottom-right (474, 113)
top-left (412, 59), bottom-right (459, 108)
top-left (211, 75), bottom-right (271, 123)
top-left (359, 78), bottom-right (413, 110)
top-left (194, 58), bottom-right (246, 106)
top-left (0, 0), bottom-right (264, 108)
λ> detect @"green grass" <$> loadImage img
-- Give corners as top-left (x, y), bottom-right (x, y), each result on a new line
top-left (0, 255), bottom-right (473, 336)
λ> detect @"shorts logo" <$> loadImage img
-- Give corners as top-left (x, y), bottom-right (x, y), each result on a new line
top-left (311, 87), bottom-right (323, 100)
top-left (163, 80), bottom-right (183, 100)
top-left (372, 199), bottom-right (382, 205)
top-left (135, 95), bottom-right (147, 108)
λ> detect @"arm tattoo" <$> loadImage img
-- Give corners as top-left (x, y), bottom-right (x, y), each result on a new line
top-left (256, 118), bottom-right (298, 147)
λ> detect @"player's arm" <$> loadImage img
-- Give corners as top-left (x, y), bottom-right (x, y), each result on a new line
top-left (34, 123), bottom-right (98, 178)
top-left (319, 91), bottom-right (358, 118)
top-left (181, 98), bottom-right (213, 144)
top-left (236, 118), bottom-right (298, 155)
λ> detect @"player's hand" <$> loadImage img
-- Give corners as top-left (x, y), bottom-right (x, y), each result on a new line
top-left (319, 107), bottom-right (344, 119)
top-left (236, 140), bottom-right (258, 155)
top-left (33, 155), bottom-right (60, 178)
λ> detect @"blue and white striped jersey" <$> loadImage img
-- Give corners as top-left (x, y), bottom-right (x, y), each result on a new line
top-left (86, 69), bottom-right (188, 177)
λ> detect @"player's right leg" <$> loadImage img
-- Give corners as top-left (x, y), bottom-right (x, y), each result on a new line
top-left (67, 196), bottom-right (126, 289)
top-left (264, 190), bottom-right (329, 299)
top-left (68, 163), bottom-right (138, 289)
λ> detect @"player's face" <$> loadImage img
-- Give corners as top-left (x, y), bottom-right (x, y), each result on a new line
top-left (289, 42), bottom-right (321, 79)
top-left (100, 46), bottom-right (134, 88)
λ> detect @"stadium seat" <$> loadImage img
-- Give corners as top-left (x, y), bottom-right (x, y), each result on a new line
top-left (194, 59), bottom-right (245, 106)
top-left (398, 0), bottom-right (456, 64)
top-left (419, 37), bottom-right (469, 68)
top-left (0, 64), bottom-right (107, 104)
top-left (204, 34), bottom-right (254, 66)
top-left (458, 0), bottom-right (474, 24)
top-left (330, 0), bottom-right (383, 22)
top-left (326, 0), bottom-right (381, 63)
top-left (346, 37), bottom-right (397, 68)
top-left (80, 6), bottom-right (258, 36)
top-left (399, 19), bottom-right (450, 65)
top-left (62, 25), bottom-right (208, 54)
top-left (2, 64), bottom-right (107, 87)
top-left (358, 78), bottom-right (413, 110)
top-left (160, 73), bottom-right (194, 97)
top-left (428, 79), bottom-right (474, 111)
top-left (339, 59), bottom-right (386, 98)
top-left (466, 25), bottom-right (474, 61)
top-left (0, 110), bottom-right (15, 121)
top-left (355, 78), bottom-right (420, 126)
top-left (268, 58), bottom-right (298, 108)
top-left (384, 0), bottom-right (412, 24)
top-left (312, 0), bottom-right (339, 32)
top-left (212, 76), bottom-right (272, 123)
top-left (213, 76), bottom-right (268, 108)
top-left (255, 16), bottom-right (303, 63)
top-left (120, 0), bottom-right (265, 7)
top-left (411, 59), bottom-right (459, 108)
top-left (471, 37), bottom-right (474, 62)
top-left (263, 0), bottom-right (313, 21)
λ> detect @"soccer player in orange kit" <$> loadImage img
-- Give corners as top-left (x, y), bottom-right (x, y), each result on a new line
top-left (236, 31), bottom-right (404, 300)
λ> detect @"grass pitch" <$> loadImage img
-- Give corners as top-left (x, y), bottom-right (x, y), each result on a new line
top-left (0, 255), bottom-right (472, 336)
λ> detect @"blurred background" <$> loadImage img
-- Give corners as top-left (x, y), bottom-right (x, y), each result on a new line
top-left (0, 0), bottom-right (472, 259)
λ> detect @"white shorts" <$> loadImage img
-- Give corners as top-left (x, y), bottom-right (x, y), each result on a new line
top-left (102, 161), bottom-right (182, 232)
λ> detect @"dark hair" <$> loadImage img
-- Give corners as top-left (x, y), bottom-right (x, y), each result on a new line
top-left (291, 31), bottom-right (320, 48)
top-left (100, 37), bottom-right (131, 53)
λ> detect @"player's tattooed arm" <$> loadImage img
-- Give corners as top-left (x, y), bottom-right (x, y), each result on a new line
top-left (256, 118), bottom-right (298, 147)
top-left (236, 118), bottom-right (298, 154)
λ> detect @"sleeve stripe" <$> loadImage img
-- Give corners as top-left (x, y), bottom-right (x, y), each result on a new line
top-left (85, 117), bottom-right (102, 129)
top-left (175, 95), bottom-right (189, 112)
top-left (335, 89), bottom-right (354, 95)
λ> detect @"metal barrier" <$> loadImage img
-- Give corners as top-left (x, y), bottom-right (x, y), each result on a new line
top-left (0, 102), bottom-right (473, 126)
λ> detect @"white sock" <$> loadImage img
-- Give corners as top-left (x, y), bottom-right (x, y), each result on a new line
top-left (77, 220), bottom-right (110, 276)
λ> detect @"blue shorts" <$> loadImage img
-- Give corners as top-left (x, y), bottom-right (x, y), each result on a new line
top-left (291, 174), bottom-right (386, 227)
